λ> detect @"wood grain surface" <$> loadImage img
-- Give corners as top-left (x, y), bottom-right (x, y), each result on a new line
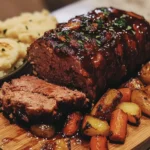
top-left (0, 113), bottom-right (150, 150)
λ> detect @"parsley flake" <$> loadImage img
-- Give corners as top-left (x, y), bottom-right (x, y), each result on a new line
top-left (3, 29), bottom-right (7, 34)
top-left (96, 19), bottom-right (104, 27)
top-left (114, 18), bottom-right (126, 28)
top-left (1, 48), bottom-right (5, 52)
top-left (85, 26), bottom-right (90, 31)
top-left (78, 40), bottom-right (83, 44)
top-left (96, 35), bottom-right (100, 38)
top-left (25, 26), bottom-right (28, 30)
top-left (120, 14), bottom-right (128, 18)
top-left (132, 30), bottom-right (136, 35)
top-left (100, 8), bottom-right (110, 16)
top-left (96, 40), bottom-right (101, 46)
top-left (57, 43), bottom-right (64, 48)
top-left (126, 26), bottom-right (132, 30)
top-left (84, 37), bottom-right (89, 41)
top-left (62, 30), bottom-right (69, 35)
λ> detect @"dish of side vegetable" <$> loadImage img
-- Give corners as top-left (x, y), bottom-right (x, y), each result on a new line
top-left (25, 61), bottom-right (150, 150)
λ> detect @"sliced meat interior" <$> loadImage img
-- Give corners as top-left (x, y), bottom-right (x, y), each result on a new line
top-left (0, 76), bottom-right (89, 124)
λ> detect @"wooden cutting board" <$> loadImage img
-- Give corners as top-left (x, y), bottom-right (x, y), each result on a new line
top-left (0, 113), bottom-right (150, 150)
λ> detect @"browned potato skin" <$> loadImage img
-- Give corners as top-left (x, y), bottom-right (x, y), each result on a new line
top-left (121, 78), bottom-right (144, 90)
top-left (91, 89), bottom-right (122, 121)
top-left (144, 85), bottom-right (150, 96)
top-left (131, 90), bottom-right (150, 117)
top-left (82, 115), bottom-right (110, 137)
top-left (139, 61), bottom-right (150, 85)
top-left (30, 124), bottom-right (55, 138)
top-left (117, 102), bottom-right (141, 125)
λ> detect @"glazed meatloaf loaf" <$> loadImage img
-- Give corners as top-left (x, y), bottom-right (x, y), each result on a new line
top-left (28, 7), bottom-right (150, 100)
top-left (0, 76), bottom-right (89, 123)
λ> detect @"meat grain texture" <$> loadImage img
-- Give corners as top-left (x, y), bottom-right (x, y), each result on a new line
top-left (0, 76), bottom-right (89, 123)
top-left (28, 7), bottom-right (150, 100)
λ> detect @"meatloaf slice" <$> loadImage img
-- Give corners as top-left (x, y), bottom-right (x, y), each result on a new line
top-left (28, 7), bottom-right (150, 100)
top-left (0, 76), bottom-right (89, 123)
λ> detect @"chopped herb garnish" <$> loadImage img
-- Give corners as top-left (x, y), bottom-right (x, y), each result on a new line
top-left (96, 35), bottom-right (100, 38)
top-left (84, 36), bottom-right (89, 41)
top-left (96, 19), bottom-right (104, 28)
top-left (85, 26), bottom-right (90, 31)
top-left (109, 27), bottom-right (114, 31)
top-left (25, 26), bottom-right (28, 30)
top-left (1, 48), bottom-right (5, 52)
top-left (126, 25), bottom-right (132, 30)
top-left (66, 38), bottom-right (70, 42)
top-left (57, 43), bottom-right (64, 48)
top-left (29, 19), bottom-right (32, 22)
top-left (57, 32), bottom-right (62, 36)
top-left (3, 29), bottom-right (7, 34)
top-left (38, 33), bottom-right (40, 36)
top-left (113, 18), bottom-right (126, 28)
top-left (78, 40), bottom-right (83, 44)
top-left (132, 30), bottom-right (136, 35)
top-left (96, 40), bottom-right (101, 46)
top-left (120, 14), bottom-right (128, 18)
top-left (62, 30), bottom-right (69, 35)
top-left (100, 8), bottom-right (110, 16)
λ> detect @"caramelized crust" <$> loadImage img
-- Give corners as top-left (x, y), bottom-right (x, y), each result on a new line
top-left (28, 7), bottom-right (150, 100)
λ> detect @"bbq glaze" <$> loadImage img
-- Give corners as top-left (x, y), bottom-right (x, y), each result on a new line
top-left (28, 7), bottom-right (150, 100)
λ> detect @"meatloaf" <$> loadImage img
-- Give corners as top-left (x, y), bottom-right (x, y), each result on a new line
top-left (0, 76), bottom-right (89, 123)
top-left (28, 7), bottom-right (150, 100)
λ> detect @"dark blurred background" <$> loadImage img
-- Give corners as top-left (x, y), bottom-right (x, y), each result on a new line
top-left (0, 0), bottom-right (79, 20)
top-left (0, 0), bottom-right (149, 21)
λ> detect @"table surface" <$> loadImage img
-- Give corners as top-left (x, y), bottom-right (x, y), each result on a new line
top-left (52, 0), bottom-right (150, 22)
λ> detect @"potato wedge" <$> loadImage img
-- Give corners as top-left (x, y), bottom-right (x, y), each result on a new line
top-left (53, 138), bottom-right (70, 150)
top-left (82, 115), bottom-right (110, 136)
top-left (121, 78), bottom-right (144, 90)
top-left (131, 90), bottom-right (150, 117)
top-left (30, 124), bottom-right (55, 138)
top-left (91, 89), bottom-right (122, 121)
top-left (109, 109), bottom-right (128, 143)
top-left (117, 102), bottom-right (141, 125)
top-left (90, 136), bottom-right (108, 150)
top-left (139, 61), bottom-right (150, 85)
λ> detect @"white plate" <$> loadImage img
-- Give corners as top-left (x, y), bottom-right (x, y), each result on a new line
top-left (52, 0), bottom-right (150, 23)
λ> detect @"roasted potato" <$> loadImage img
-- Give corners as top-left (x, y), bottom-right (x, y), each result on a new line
top-left (117, 102), bottom-right (141, 125)
top-left (109, 109), bottom-right (128, 143)
top-left (139, 61), bottom-right (150, 85)
top-left (53, 138), bottom-right (70, 150)
top-left (91, 89), bottom-right (122, 121)
top-left (30, 124), bottom-right (55, 138)
top-left (90, 136), bottom-right (108, 150)
top-left (82, 115), bottom-right (110, 136)
top-left (63, 112), bottom-right (82, 136)
top-left (144, 85), bottom-right (150, 96)
top-left (121, 78), bottom-right (144, 90)
top-left (131, 90), bottom-right (150, 117)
